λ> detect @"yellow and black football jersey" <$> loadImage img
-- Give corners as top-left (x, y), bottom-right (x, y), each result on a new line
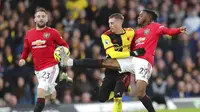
top-left (101, 28), bottom-right (135, 58)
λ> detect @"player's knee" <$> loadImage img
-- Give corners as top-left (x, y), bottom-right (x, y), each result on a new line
top-left (102, 59), bottom-right (118, 69)
top-left (99, 99), bottom-right (107, 102)
top-left (37, 88), bottom-right (46, 98)
top-left (98, 96), bottom-right (107, 102)
top-left (49, 91), bottom-right (57, 100)
top-left (98, 93), bottom-right (107, 102)
top-left (102, 59), bottom-right (112, 67)
top-left (98, 95), bottom-right (107, 102)
top-left (37, 82), bottom-right (50, 98)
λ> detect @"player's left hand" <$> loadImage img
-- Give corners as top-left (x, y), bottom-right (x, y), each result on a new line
top-left (180, 26), bottom-right (187, 34)
top-left (130, 48), bottom-right (145, 56)
top-left (18, 59), bottom-right (26, 67)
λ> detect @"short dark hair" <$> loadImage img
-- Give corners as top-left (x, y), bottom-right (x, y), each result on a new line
top-left (35, 7), bottom-right (48, 14)
top-left (109, 13), bottom-right (124, 20)
top-left (143, 9), bottom-right (158, 21)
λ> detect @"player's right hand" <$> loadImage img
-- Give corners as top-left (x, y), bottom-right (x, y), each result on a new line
top-left (18, 59), bottom-right (26, 66)
top-left (130, 48), bottom-right (146, 56)
top-left (180, 26), bottom-right (187, 34)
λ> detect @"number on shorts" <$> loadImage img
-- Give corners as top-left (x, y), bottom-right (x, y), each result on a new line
top-left (139, 67), bottom-right (148, 78)
top-left (42, 71), bottom-right (50, 79)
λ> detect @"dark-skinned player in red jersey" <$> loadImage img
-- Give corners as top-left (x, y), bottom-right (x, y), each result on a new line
top-left (60, 9), bottom-right (187, 112)
top-left (18, 7), bottom-right (69, 112)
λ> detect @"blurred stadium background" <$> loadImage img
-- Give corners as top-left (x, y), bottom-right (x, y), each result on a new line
top-left (0, 0), bottom-right (200, 112)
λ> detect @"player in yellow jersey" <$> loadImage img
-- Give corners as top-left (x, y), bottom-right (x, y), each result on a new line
top-left (99, 13), bottom-right (134, 112)
top-left (60, 13), bottom-right (145, 112)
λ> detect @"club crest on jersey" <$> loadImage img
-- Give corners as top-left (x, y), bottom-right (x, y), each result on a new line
top-left (144, 29), bottom-right (150, 35)
top-left (43, 32), bottom-right (50, 38)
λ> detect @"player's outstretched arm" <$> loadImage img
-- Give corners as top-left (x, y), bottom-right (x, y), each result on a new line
top-left (158, 26), bottom-right (187, 36)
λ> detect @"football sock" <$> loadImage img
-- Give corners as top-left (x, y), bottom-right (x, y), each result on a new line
top-left (108, 91), bottom-right (114, 100)
top-left (34, 98), bottom-right (45, 112)
top-left (139, 95), bottom-right (155, 112)
top-left (112, 97), bottom-right (122, 112)
top-left (73, 59), bottom-right (103, 68)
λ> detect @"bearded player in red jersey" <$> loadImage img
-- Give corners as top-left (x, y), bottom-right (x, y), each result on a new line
top-left (18, 7), bottom-right (69, 112)
top-left (60, 9), bottom-right (187, 112)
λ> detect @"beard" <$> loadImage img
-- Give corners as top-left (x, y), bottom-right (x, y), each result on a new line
top-left (36, 22), bottom-right (46, 28)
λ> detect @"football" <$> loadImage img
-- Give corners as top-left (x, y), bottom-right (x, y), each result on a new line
top-left (54, 46), bottom-right (70, 62)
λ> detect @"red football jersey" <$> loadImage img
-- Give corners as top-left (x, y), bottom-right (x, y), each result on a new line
top-left (131, 22), bottom-right (181, 66)
top-left (21, 27), bottom-right (69, 71)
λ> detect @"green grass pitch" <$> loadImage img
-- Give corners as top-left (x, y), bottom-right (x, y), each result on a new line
top-left (136, 108), bottom-right (200, 112)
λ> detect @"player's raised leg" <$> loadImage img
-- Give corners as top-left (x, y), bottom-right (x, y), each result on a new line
top-left (60, 46), bottom-right (120, 69)
top-left (60, 46), bottom-right (145, 69)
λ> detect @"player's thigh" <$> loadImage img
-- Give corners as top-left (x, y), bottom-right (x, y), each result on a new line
top-left (35, 65), bottom-right (59, 94)
top-left (116, 57), bottom-right (135, 74)
top-left (119, 73), bottom-right (131, 89)
top-left (132, 57), bottom-right (152, 84)
top-left (99, 76), bottom-right (115, 102)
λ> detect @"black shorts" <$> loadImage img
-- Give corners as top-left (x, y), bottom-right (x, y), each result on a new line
top-left (98, 69), bottom-right (131, 102)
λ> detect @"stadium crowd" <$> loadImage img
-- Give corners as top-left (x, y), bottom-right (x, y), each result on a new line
top-left (0, 0), bottom-right (200, 107)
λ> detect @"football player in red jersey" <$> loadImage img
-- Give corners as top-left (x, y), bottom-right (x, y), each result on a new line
top-left (19, 7), bottom-right (69, 112)
top-left (60, 9), bottom-right (187, 112)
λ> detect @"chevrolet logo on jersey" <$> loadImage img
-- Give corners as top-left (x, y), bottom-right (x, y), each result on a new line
top-left (32, 40), bottom-right (46, 46)
top-left (135, 37), bottom-right (146, 43)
